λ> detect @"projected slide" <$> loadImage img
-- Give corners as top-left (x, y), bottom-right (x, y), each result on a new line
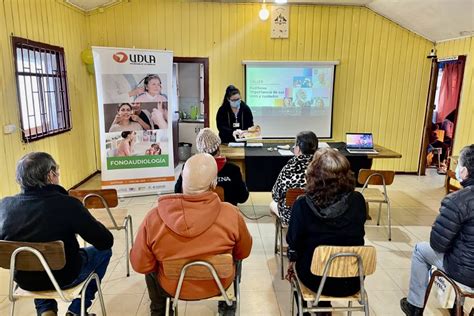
top-left (245, 63), bottom-right (336, 138)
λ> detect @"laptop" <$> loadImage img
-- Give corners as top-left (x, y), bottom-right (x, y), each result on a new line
top-left (345, 133), bottom-right (379, 154)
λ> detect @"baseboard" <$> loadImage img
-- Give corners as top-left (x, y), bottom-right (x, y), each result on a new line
top-left (70, 170), bottom-right (101, 190)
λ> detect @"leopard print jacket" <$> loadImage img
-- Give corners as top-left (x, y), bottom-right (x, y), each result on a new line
top-left (271, 154), bottom-right (313, 225)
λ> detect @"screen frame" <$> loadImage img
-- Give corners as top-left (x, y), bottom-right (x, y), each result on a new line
top-left (243, 61), bottom-right (339, 140)
top-left (345, 132), bottom-right (375, 149)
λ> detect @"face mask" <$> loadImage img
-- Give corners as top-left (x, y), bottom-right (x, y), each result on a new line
top-left (229, 99), bottom-right (241, 109)
top-left (455, 164), bottom-right (464, 182)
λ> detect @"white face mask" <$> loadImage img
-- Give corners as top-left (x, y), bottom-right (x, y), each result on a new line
top-left (229, 99), bottom-right (241, 109)
top-left (455, 164), bottom-right (465, 182)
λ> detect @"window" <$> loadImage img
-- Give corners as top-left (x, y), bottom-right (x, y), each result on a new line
top-left (12, 37), bottom-right (71, 141)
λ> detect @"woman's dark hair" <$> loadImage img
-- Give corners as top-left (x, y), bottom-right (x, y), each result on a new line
top-left (296, 131), bottom-right (318, 155)
top-left (305, 148), bottom-right (355, 208)
top-left (459, 144), bottom-right (474, 177)
top-left (221, 85), bottom-right (241, 107)
top-left (121, 131), bottom-right (132, 139)
top-left (117, 103), bottom-right (132, 111)
top-left (143, 74), bottom-right (162, 91)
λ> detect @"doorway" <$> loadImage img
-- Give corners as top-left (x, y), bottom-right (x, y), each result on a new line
top-left (171, 57), bottom-right (209, 166)
top-left (419, 55), bottom-right (466, 176)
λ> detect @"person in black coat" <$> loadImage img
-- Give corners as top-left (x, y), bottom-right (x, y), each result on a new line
top-left (401, 144), bottom-right (474, 316)
top-left (175, 128), bottom-right (249, 205)
top-left (286, 148), bottom-right (366, 303)
top-left (216, 85), bottom-right (254, 143)
top-left (0, 152), bottom-right (114, 316)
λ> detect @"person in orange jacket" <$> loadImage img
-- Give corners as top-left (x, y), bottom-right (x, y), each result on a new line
top-left (130, 153), bottom-right (252, 316)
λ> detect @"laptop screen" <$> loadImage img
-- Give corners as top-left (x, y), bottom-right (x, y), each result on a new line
top-left (346, 133), bottom-right (374, 149)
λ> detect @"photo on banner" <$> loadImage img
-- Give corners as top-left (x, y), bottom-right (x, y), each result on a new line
top-left (92, 47), bottom-right (175, 196)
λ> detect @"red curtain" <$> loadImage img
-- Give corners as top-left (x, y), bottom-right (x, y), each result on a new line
top-left (436, 59), bottom-right (465, 123)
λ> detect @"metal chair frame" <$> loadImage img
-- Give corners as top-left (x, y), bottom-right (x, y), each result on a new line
top-left (423, 269), bottom-right (474, 316)
top-left (360, 173), bottom-right (392, 241)
top-left (6, 245), bottom-right (106, 316)
top-left (165, 260), bottom-right (242, 316)
top-left (290, 252), bottom-right (370, 316)
top-left (82, 193), bottom-right (134, 277)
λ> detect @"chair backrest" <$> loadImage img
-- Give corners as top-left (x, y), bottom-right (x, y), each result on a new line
top-left (0, 240), bottom-right (65, 271)
top-left (357, 169), bottom-right (395, 186)
top-left (213, 186), bottom-right (225, 202)
top-left (285, 188), bottom-right (305, 207)
top-left (162, 254), bottom-right (233, 281)
top-left (310, 245), bottom-right (376, 277)
top-left (69, 189), bottom-right (118, 208)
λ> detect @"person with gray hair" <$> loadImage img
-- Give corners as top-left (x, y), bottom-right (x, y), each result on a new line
top-left (131, 153), bottom-right (252, 316)
top-left (0, 152), bottom-right (114, 316)
top-left (271, 131), bottom-right (319, 225)
top-left (401, 144), bottom-right (474, 316)
top-left (174, 128), bottom-right (249, 205)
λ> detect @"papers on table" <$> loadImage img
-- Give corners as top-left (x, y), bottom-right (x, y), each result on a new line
top-left (278, 149), bottom-right (294, 156)
top-left (246, 143), bottom-right (264, 148)
top-left (318, 142), bottom-right (330, 148)
top-left (228, 142), bottom-right (245, 147)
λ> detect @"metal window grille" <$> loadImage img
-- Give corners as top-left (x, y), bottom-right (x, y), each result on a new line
top-left (12, 37), bottom-right (72, 142)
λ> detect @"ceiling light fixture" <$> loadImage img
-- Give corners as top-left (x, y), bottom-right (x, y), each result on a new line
top-left (275, 0), bottom-right (288, 4)
top-left (259, 0), bottom-right (270, 21)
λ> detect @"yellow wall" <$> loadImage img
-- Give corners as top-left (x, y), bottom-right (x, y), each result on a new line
top-left (0, 0), bottom-right (98, 196)
top-left (436, 36), bottom-right (474, 154)
top-left (87, 1), bottom-right (433, 172)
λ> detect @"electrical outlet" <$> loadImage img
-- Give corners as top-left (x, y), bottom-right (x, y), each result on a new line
top-left (4, 124), bottom-right (17, 134)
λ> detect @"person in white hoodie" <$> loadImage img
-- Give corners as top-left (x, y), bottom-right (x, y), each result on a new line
top-left (130, 153), bottom-right (252, 316)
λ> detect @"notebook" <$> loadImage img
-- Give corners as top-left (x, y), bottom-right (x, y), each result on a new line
top-left (345, 133), bottom-right (379, 154)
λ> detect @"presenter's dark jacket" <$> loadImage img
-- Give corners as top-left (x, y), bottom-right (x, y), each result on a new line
top-left (430, 177), bottom-right (474, 287)
top-left (0, 184), bottom-right (114, 291)
top-left (175, 156), bottom-right (249, 206)
top-left (216, 102), bottom-right (254, 143)
top-left (287, 192), bottom-right (366, 296)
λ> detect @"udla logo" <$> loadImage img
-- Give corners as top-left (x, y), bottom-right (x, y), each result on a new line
top-left (113, 52), bottom-right (128, 63)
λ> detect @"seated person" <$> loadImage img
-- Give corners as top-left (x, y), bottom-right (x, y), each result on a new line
top-left (0, 152), bottom-right (114, 316)
top-left (400, 144), bottom-right (474, 316)
top-left (175, 128), bottom-right (249, 206)
top-left (131, 153), bottom-right (252, 316)
top-left (271, 131), bottom-right (318, 225)
top-left (286, 148), bottom-right (366, 307)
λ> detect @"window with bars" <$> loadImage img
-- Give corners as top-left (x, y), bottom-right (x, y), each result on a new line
top-left (12, 37), bottom-right (72, 142)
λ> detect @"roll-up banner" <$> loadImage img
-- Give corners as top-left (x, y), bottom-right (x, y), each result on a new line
top-left (92, 47), bottom-right (175, 196)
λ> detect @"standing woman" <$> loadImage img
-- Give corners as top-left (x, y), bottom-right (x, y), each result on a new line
top-left (216, 85), bottom-right (254, 143)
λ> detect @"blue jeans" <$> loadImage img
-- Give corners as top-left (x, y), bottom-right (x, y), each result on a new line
top-left (34, 247), bottom-right (112, 315)
top-left (407, 242), bottom-right (445, 308)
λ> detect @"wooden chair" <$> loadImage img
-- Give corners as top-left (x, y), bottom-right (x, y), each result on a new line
top-left (213, 186), bottom-right (225, 201)
top-left (291, 245), bottom-right (376, 316)
top-left (0, 240), bottom-right (106, 316)
top-left (423, 269), bottom-right (474, 316)
top-left (161, 254), bottom-right (241, 316)
top-left (357, 169), bottom-right (395, 241)
top-left (271, 188), bottom-right (305, 280)
top-left (69, 189), bottom-right (133, 277)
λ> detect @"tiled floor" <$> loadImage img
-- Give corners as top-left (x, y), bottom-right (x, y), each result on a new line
top-left (0, 169), bottom-right (471, 315)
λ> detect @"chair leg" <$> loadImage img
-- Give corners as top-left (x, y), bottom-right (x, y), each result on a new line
top-left (387, 201), bottom-right (392, 241)
top-left (129, 215), bottom-right (134, 246)
top-left (165, 298), bottom-right (170, 316)
top-left (94, 274), bottom-right (107, 316)
top-left (455, 295), bottom-right (464, 316)
top-left (376, 203), bottom-right (382, 226)
top-left (348, 300), bottom-right (352, 316)
top-left (274, 218), bottom-right (279, 254)
top-left (280, 224), bottom-right (285, 280)
top-left (125, 225), bottom-right (130, 277)
top-left (10, 300), bottom-right (15, 316)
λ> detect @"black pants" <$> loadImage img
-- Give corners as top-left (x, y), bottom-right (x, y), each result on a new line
top-left (145, 273), bottom-right (236, 316)
top-left (145, 272), bottom-right (173, 316)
